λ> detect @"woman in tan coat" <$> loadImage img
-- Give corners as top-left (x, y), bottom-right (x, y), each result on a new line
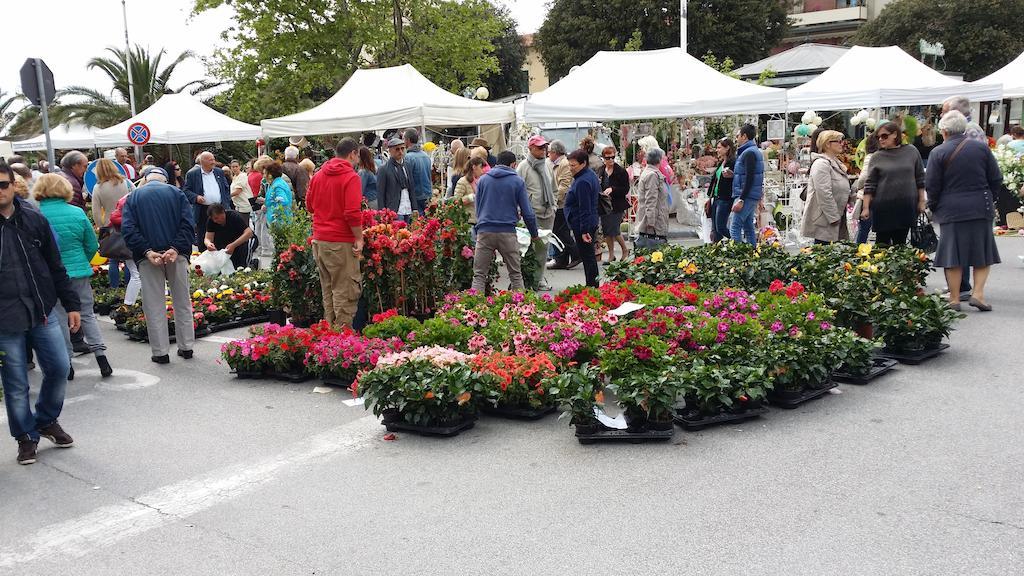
top-left (801, 130), bottom-right (852, 244)
top-left (635, 147), bottom-right (669, 250)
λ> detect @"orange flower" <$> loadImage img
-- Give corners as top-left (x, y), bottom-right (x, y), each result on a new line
top-left (424, 391), bottom-right (435, 400)
top-left (457, 392), bottom-right (471, 405)
top-left (594, 390), bottom-right (605, 404)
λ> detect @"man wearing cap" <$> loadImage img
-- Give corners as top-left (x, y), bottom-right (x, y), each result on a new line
top-left (470, 138), bottom-right (497, 167)
top-left (472, 151), bottom-right (538, 292)
top-left (377, 137), bottom-right (420, 222)
top-left (121, 168), bottom-right (197, 365)
top-left (517, 136), bottom-right (557, 291)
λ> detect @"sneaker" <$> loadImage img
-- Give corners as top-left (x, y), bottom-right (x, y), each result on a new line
top-left (16, 436), bottom-right (37, 465)
top-left (546, 259), bottom-right (568, 270)
top-left (97, 355), bottom-right (113, 377)
top-left (38, 422), bottom-right (74, 448)
top-left (566, 259), bottom-right (583, 270)
top-left (151, 355), bottom-right (170, 364)
top-left (537, 281), bottom-right (553, 292)
top-left (177, 349), bottom-right (193, 360)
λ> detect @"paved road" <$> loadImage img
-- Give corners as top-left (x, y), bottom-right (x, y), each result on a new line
top-left (1, 239), bottom-right (1022, 575)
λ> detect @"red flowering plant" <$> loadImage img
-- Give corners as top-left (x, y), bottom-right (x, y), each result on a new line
top-left (220, 321), bottom-right (334, 375)
top-left (426, 199), bottom-right (480, 293)
top-left (270, 208), bottom-right (323, 323)
top-left (471, 352), bottom-right (557, 409)
top-left (361, 208), bottom-right (441, 317)
top-left (304, 330), bottom-right (405, 384)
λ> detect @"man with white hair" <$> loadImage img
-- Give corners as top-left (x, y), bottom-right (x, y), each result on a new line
top-left (121, 167), bottom-right (197, 364)
top-left (281, 145), bottom-right (309, 207)
top-left (114, 148), bottom-right (136, 180)
top-left (57, 150), bottom-right (88, 210)
top-left (182, 151), bottom-right (230, 252)
top-left (940, 95), bottom-right (987, 299)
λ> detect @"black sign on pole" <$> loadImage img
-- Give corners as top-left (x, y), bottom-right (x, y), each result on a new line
top-left (20, 58), bottom-right (55, 107)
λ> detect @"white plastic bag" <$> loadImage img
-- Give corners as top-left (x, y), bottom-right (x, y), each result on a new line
top-left (515, 228), bottom-right (560, 257)
top-left (194, 249), bottom-right (235, 276)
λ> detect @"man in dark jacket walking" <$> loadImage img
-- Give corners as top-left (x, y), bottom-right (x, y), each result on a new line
top-left (730, 124), bottom-right (765, 245)
top-left (282, 146), bottom-right (310, 207)
top-left (376, 138), bottom-right (420, 222)
top-left (122, 168), bottom-right (197, 364)
top-left (564, 149), bottom-right (601, 287)
top-left (182, 151), bottom-right (231, 251)
top-left (471, 151), bottom-right (538, 292)
top-left (0, 161), bottom-right (82, 465)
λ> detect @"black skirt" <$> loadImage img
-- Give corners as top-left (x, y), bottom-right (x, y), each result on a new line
top-left (933, 218), bottom-right (1001, 268)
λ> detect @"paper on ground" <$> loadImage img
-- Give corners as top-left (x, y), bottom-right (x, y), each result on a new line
top-left (609, 302), bottom-right (645, 316)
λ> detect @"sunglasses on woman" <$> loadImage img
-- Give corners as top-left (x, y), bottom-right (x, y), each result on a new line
top-left (602, 155), bottom-right (615, 160)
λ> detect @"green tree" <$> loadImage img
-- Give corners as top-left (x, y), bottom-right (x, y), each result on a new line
top-left (195, 0), bottom-right (503, 124)
top-left (483, 6), bottom-right (528, 98)
top-left (852, 0), bottom-right (1024, 81)
top-left (536, 0), bottom-right (789, 82)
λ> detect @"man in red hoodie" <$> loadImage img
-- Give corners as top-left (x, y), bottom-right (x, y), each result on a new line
top-left (306, 138), bottom-right (364, 329)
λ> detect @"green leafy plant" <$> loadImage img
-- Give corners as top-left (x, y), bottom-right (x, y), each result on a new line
top-left (550, 363), bottom-right (605, 426)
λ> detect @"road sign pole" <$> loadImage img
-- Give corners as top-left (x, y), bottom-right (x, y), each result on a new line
top-left (122, 0), bottom-right (142, 164)
top-left (34, 58), bottom-right (56, 169)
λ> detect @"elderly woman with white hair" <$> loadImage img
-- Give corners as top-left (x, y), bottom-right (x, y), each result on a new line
top-left (635, 147), bottom-right (669, 249)
top-left (925, 110), bottom-right (1003, 311)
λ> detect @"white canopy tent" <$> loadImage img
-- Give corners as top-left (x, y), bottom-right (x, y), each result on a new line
top-left (12, 123), bottom-right (99, 151)
top-left (94, 93), bottom-right (261, 146)
top-left (786, 45), bottom-right (1002, 112)
top-left (975, 52), bottom-right (1024, 99)
top-left (523, 48), bottom-right (788, 122)
top-left (261, 65), bottom-right (515, 137)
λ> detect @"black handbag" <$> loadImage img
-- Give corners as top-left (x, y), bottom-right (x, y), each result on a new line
top-left (910, 213), bottom-right (939, 254)
top-left (98, 226), bottom-right (133, 260)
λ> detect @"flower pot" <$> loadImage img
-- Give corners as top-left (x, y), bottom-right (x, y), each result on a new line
top-left (573, 422), bottom-right (604, 435)
top-left (854, 323), bottom-right (874, 339)
top-left (647, 418), bottom-right (673, 432)
top-left (622, 407), bottom-right (648, 432)
top-left (268, 310), bottom-right (287, 325)
top-left (807, 376), bottom-right (833, 391)
top-left (381, 408), bottom-right (401, 424)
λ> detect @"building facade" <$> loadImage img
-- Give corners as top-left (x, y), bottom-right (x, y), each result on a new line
top-left (520, 34), bottom-right (550, 94)
top-left (778, 0), bottom-right (893, 51)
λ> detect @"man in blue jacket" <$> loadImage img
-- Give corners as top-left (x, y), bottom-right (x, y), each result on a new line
top-left (472, 151), bottom-right (538, 292)
top-left (0, 161), bottom-right (82, 465)
top-left (730, 123), bottom-right (765, 245)
top-left (182, 151), bottom-right (231, 252)
top-left (122, 168), bottom-right (197, 365)
top-left (403, 129), bottom-right (433, 207)
top-left (564, 149), bottom-right (601, 287)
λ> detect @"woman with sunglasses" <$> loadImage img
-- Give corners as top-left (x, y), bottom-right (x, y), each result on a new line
top-left (801, 130), bottom-right (852, 244)
top-left (163, 161), bottom-right (184, 188)
top-left (707, 138), bottom-right (736, 241)
top-left (598, 146), bottom-right (630, 264)
top-left (862, 121), bottom-right (925, 245)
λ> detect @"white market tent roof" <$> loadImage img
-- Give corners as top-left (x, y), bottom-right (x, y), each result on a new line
top-left (974, 51), bottom-right (1024, 99)
top-left (12, 123), bottom-right (99, 151)
top-left (94, 93), bottom-right (261, 146)
top-left (261, 64), bottom-right (515, 137)
top-left (523, 48), bottom-right (788, 122)
top-left (735, 43), bottom-right (850, 88)
top-left (786, 45), bottom-right (1002, 112)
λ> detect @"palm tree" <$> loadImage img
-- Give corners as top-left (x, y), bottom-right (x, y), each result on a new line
top-left (0, 90), bottom-right (27, 135)
top-left (61, 44), bottom-right (219, 127)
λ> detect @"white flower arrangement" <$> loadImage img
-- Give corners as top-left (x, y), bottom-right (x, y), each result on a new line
top-left (993, 145), bottom-right (1024, 199)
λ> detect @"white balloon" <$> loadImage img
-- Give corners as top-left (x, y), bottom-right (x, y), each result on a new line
top-left (814, 116), bottom-right (823, 125)
top-left (865, 118), bottom-right (877, 130)
top-left (802, 110), bottom-right (816, 123)
top-left (850, 116), bottom-right (863, 126)
top-left (856, 109), bottom-right (870, 121)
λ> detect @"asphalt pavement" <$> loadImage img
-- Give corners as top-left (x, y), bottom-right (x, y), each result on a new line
top-left (1, 238), bottom-right (1022, 576)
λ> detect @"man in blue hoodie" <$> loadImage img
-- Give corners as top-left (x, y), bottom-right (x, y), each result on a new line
top-left (404, 128), bottom-right (433, 207)
top-left (472, 151), bottom-right (539, 292)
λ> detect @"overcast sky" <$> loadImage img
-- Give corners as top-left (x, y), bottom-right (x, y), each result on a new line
top-left (2, 0), bottom-right (549, 111)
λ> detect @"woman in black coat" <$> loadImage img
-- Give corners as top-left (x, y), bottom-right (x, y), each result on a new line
top-left (598, 145), bottom-right (630, 263)
top-left (708, 138), bottom-right (736, 241)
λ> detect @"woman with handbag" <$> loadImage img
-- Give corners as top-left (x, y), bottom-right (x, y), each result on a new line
top-left (862, 121), bottom-right (926, 245)
top-left (92, 158), bottom-right (133, 289)
top-left (707, 138), bottom-right (736, 241)
top-left (598, 145), bottom-right (630, 264)
top-left (801, 130), bottom-right (852, 244)
top-left (926, 110), bottom-right (1002, 311)
top-left (35, 175), bottom-right (113, 378)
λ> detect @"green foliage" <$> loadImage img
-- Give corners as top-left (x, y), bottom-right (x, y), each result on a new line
top-left (362, 314), bottom-right (423, 341)
top-left (356, 360), bottom-right (487, 426)
top-left (268, 209), bottom-right (323, 320)
top-left (415, 317), bottom-right (476, 352)
top-left (483, 5), bottom-right (528, 98)
top-left (550, 363), bottom-right (605, 425)
top-left (195, 0), bottom-right (503, 123)
top-left (537, 0), bottom-right (789, 81)
top-left (872, 294), bottom-right (964, 351)
top-left (852, 0), bottom-right (1024, 81)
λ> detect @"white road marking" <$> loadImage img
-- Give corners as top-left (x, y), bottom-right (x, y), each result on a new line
top-left (0, 371), bottom-right (159, 425)
top-left (198, 335), bottom-right (236, 344)
top-left (0, 416), bottom-right (379, 569)
top-left (0, 394), bottom-right (97, 426)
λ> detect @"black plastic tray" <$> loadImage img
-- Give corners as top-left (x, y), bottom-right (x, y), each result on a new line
top-left (768, 380), bottom-right (837, 409)
top-left (320, 376), bottom-right (354, 388)
top-left (574, 426), bottom-right (674, 444)
top-left (207, 315), bottom-right (270, 333)
top-left (234, 369), bottom-right (312, 383)
top-left (481, 403), bottom-right (557, 420)
top-left (833, 358), bottom-right (899, 384)
top-left (384, 418), bottom-right (475, 437)
top-left (878, 343), bottom-right (949, 365)
top-left (673, 406), bottom-right (768, 431)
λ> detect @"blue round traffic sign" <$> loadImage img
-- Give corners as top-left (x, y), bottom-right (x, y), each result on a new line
top-left (84, 159), bottom-right (129, 195)
top-left (127, 122), bottom-right (151, 146)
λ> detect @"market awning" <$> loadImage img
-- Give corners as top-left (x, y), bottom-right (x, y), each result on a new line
top-left (974, 51), bottom-right (1024, 99)
top-left (12, 123), bottom-right (99, 151)
top-left (523, 48), bottom-right (788, 122)
top-left (94, 93), bottom-right (261, 146)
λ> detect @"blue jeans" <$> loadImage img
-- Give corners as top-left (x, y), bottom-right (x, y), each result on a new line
top-left (856, 216), bottom-right (872, 245)
top-left (108, 259), bottom-right (131, 289)
top-left (0, 310), bottom-right (70, 440)
top-left (712, 198), bottom-right (733, 241)
top-left (729, 198), bottom-right (758, 245)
